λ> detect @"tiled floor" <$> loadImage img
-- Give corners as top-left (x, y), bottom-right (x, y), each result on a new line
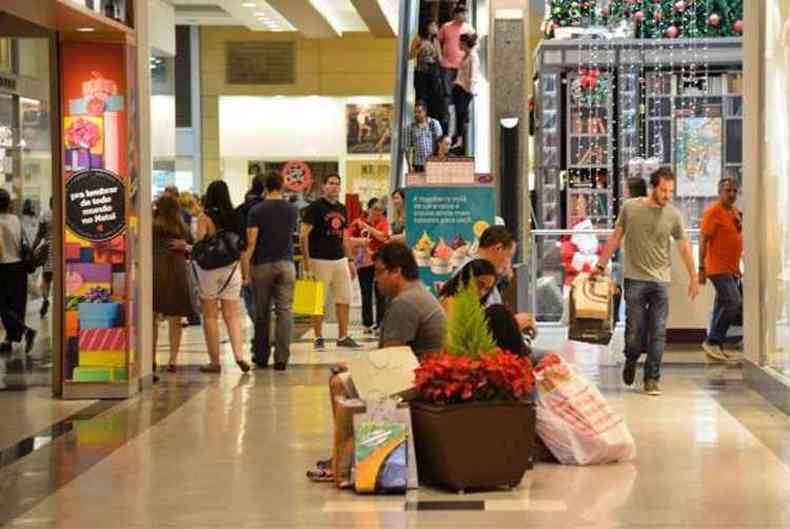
top-left (1, 327), bottom-right (788, 528)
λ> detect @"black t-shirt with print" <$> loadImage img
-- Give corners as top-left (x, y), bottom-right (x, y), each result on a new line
top-left (303, 198), bottom-right (347, 260)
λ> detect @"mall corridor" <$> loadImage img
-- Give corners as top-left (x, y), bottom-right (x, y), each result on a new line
top-left (1, 332), bottom-right (789, 529)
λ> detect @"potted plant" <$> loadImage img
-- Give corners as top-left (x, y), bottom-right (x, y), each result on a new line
top-left (410, 280), bottom-right (537, 492)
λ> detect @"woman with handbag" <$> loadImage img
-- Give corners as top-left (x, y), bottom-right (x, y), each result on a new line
top-left (152, 194), bottom-right (193, 372)
top-left (191, 181), bottom-right (250, 373)
top-left (0, 189), bottom-right (36, 354)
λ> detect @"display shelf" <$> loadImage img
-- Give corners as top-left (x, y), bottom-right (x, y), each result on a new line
top-left (54, 0), bottom-right (135, 44)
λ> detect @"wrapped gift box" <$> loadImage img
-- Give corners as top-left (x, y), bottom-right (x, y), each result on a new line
top-left (78, 302), bottom-right (122, 329)
top-left (80, 248), bottom-right (95, 263)
top-left (95, 236), bottom-right (125, 265)
top-left (67, 263), bottom-right (112, 297)
top-left (79, 327), bottom-right (126, 351)
top-left (65, 243), bottom-right (82, 262)
top-left (65, 148), bottom-right (103, 171)
top-left (73, 366), bottom-right (126, 382)
top-left (104, 111), bottom-right (122, 173)
top-left (66, 230), bottom-right (92, 247)
top-left (69, 96), bottom-right (124, 115)
top-left (82, 73), bottom-right (118, 101)
top-left (112, 273), bottom-right (126, 298)
top-left (79, 350), bottom-right (125, 367)
top-left (65, 311), bottom-right (80, 338)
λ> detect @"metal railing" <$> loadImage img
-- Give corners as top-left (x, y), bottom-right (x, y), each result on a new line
top-left (521, 228), bottom-right (701, 325)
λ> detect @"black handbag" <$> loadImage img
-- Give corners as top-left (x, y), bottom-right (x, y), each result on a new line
top-left (19, 234), bottom-right (38, 274)
top-left (191, 229), bottom-right (242, 271)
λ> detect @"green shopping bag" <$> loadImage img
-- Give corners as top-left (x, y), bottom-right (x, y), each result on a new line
top-left (293, 277), bottom-right (325, 316)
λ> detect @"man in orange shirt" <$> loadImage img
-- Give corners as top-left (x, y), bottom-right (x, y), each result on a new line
top-left (699, 178), bottom-right (743, 362)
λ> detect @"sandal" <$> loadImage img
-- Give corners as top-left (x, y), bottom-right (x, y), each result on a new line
top-left (306, 468), bottom-right (334, 482)
top-left (236, 359), bottom-right (251, 373)
top-left (199, 364), bottom-right (222, 373)
top-left (315, 458), bottom-right (332, 470)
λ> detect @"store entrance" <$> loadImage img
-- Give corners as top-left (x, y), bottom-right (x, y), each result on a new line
top-left (0, 20), bottom-right (57, 391)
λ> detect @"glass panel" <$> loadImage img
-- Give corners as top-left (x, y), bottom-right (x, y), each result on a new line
top-left (765, 0), bottom-right (790, 380)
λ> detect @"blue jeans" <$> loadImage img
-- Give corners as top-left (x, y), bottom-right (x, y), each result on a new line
top-left (707, 274), bottom-right (742, 346)
top-left (624, 279), bottom-right (669, 382)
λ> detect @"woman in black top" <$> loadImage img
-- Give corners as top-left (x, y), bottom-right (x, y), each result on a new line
top-left (192, 181), bottom-right (250, 373)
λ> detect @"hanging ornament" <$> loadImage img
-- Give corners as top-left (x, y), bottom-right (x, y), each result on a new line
top-left (708, 13), bottom-right (721, 27)
top-left (634, 10), bottom-right (644, 22)
top-left (674, 1), bottom-right (686, 12)
top-left (666, 25), bottom-right (679, 38)
top-left (733, 19), bottom-right (744, 34)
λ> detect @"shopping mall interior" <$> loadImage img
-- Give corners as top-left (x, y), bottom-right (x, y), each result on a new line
top-left (0, 0), bottom-right (789, 527)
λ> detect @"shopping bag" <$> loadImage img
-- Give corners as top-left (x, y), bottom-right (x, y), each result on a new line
top-left (534, 353), bottom-right (636, 465)
top-left (569, 274), bottom-right (615, 345)
top-left (347, 347), bottom-right (419, 400)
top-left (353, 399), bottom-right (409, 494)
top-left (293, 278), bottom-right (325, 316)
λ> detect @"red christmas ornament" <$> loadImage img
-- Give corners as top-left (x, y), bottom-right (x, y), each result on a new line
top-left (734, 19), bottom-right (744, 33)
top-left (674, 1), bottom-right (686, 12)
top-left (634, 10), bottom-right (644, 22)
top-left (665, 25), bottom-right (679, 38)
top-left (708, 13), bottom-right (721, 26)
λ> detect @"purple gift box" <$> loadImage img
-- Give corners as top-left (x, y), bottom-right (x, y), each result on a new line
top-left (65, 148), bottom-right (103, 171)
top-left (69, 263), bottom-right (112, 284)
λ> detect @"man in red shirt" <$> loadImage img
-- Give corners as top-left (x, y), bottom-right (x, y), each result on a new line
top-left (438, 5), bottom-right (473, 98)
top-left (699, 178), bottom-right (743, 362)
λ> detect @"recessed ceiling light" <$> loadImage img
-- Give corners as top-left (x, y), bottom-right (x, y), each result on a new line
top-left (241, 2), bottom-right (256, 7)
top-left (75, 27), bottom-right (95, 32)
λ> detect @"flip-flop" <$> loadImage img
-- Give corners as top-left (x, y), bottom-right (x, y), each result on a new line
top-left (315, 458), bottom-right (332, 470)
top-left (306, 468), bottom-right (334, 482)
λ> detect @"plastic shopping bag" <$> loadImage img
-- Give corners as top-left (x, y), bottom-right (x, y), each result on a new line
top-left (534, 353), bottom-right (636, 465)
top-left (293, 278), bottom-right (325, 316)
top-left (352, 399), bottom-right (410, 494)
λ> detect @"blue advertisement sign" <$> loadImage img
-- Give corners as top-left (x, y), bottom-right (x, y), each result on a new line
top-left (405, 185), bottom-right (496, 294)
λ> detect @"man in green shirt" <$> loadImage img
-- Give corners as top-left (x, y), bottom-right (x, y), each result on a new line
top-left (593, 169), bottom-right (700, 396)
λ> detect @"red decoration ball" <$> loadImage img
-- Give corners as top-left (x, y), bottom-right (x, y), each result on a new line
top-left (666, 25), bottom-right (679, 38)
top-left (674, 1), bottom-right (686, 12)
top-left (708, 13), bottom-right (721, 26)
top-left (734, 19), bottom-right (744, 33)
top-left (634, 10), bottom-right (644, 22)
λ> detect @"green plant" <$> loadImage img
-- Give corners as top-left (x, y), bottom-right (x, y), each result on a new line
top-left (443, 279), bottom-right (495, 359)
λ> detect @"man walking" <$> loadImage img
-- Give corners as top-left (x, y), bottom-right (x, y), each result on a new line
top-left (300, 174), bottom-right (361, 350)
top-left (237, 175), bottom-right (265, 344)
top-left (594, 168), bottom-right (700, 396)
top-left (438, 5), bottom-right (473, 100)
top-left (404, 101), bottom-right (443, 173)
top-left (242, 172), bottom-right (298, 370)
top-left (700, 178), bottom-right (743, 362)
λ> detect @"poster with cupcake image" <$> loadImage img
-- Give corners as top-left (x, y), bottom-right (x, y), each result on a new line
top-left (406, 185), bottom-right (495, 294)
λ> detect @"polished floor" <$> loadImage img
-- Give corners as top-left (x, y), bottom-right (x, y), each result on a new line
top-left (1, 323), bottom-right (789, 529)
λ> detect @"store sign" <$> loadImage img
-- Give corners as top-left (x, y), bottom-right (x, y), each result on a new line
top-left (281, 160), bottom-right (313, 192)
top-left (66, 169), bottom-right (126, 242)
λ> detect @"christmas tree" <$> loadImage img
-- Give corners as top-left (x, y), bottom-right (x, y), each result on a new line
top-left (549, 0), bottom-right (744, 38)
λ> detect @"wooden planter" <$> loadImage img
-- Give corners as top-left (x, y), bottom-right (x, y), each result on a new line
top-left (410, 400), bottom-right (536, 492)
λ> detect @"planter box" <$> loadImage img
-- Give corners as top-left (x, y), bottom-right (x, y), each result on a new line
top-left (410, 400), bottom-right (535, 492)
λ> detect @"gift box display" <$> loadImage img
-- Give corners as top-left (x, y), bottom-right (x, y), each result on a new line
top-left (79, 328), bottom-right (126, 367)
top-left (64, 148), bottom-right (103, 171)
top-left (73, 366), bottom-right (128, 382)
top-left (64, 116), bottom-right (104, 154)
top-left (78, 302), bottom-right (122, 329)
top-left (94, 235), bottom-right (126, 265)
top-left (65, 311), bottom-right (80, 338)
top-left (69, 96), bottom-right (124, 116)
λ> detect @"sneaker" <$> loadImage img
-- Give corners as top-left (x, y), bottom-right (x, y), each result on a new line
top-left (39, 299), bottom-right (49, 318)
top-left (274, 362), bottom-right (287, 371)
top-left (314, 337), bottom-right (326, 351)
top-left (363, 326), bottom-right (375, 335)
top-left (644, 379), bottom-right (661, 396)
top-left (622, 359), bottom-right (637, 387)
top-left (702, 341), bottom-right (728, 362)
top-left (336, 336), bottom-right (362, 349)
top-left (24, 328), bottom-right (36, 354)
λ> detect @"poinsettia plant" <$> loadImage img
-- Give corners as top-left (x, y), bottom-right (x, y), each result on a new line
top-left (414, 278), bottom-right (535, 404)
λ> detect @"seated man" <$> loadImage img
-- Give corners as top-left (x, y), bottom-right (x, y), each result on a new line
top-left (374, 242), bottom-right (447, 356)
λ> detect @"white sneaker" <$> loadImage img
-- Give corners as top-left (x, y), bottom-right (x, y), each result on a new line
top-left (702, 341), bottom-right (728, 362)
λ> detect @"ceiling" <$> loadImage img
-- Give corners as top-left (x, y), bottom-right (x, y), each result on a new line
top-left (165, 0), bottom-right (397, 38)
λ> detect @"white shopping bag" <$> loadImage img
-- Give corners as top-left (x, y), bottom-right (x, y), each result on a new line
top-left (534, 353), bottom-right (636, 465)
top-left (347, 347), bottom-right (419, 400)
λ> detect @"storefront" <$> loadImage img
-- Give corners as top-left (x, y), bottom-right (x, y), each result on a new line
top-left (1, 2), bottom-right (152, 399)
top-left (742, 0), bottom-right (790, 412)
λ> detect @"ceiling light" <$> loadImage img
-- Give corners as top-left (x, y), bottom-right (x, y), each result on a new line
top-left (75, 27), bottom-right (95, 32)
top-left (241, 2), bottom-right (256, 7)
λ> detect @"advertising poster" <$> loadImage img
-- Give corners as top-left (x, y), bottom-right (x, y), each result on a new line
top-left (675, 116), bottom-right (722, 197)
top-left (406, 185), bottom-right (495, 294)
top-left (346, 103), bottom-right (392, 154)
top-left (346, 159), bottom-right (390, 203)
top-left (61, 42), bottom-right (130, 384)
